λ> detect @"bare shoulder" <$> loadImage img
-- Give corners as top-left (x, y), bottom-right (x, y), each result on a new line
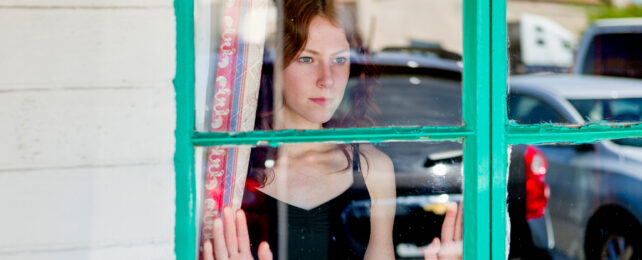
top-left (358, 144), bottom-right (394, 174)
top-left (357, 144), bottom-right (395, 199)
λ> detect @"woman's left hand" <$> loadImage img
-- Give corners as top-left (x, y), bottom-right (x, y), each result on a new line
top-left (203, 207), bottom-right (272, 260)
top-left (423, 202), bottom-right (463, 260)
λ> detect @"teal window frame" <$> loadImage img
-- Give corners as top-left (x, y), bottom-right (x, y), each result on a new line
top-left (173, 0), bottom-right (642, 259)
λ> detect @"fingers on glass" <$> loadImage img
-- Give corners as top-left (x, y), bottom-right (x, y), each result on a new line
top-left (222, 207), bottom-right (239, 255)
top-left (424, 237), bottom-right (441, 260)
top-left (454, 202), bottom-right (463, 241)
top-left (441, 202), bottom-right (458, 243)
top-left (203, 239), bottom-right (215, 260)
top-left (210, 207), bottom-right (256, 259)
top-left (440, 241), bottom-right (464, 259)
top-left (235, 209), bottom-right (251, 254)
top-left (258, 241), bottom-right (273, 260)
top-left (212, 217), bottom-right (228, 259)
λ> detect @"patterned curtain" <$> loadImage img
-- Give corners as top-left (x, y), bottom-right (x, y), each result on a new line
top-left (200, 0), bottom-right (268, 246)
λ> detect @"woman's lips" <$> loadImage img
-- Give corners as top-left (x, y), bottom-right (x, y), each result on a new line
top-left (309, 97), bottom-right (330, 106)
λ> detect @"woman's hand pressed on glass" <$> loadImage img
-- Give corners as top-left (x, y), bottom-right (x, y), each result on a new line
top-left (424, 202), bottom-right (463, 260)
top-left (203, 207), bottom-right (272, 260)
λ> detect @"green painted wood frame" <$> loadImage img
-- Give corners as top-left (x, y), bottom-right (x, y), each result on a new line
top-left (174, 0), bottom-right (197, 258)
top-left (173, 0), bottom-right (642, 259)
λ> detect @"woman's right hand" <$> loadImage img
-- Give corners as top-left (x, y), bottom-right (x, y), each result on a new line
top-left (423, 202), bottom-right (463, 260)
top-left (203, 207), bottom-right (273, 260)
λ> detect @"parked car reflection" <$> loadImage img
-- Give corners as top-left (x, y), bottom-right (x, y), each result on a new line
top-left (509, 74), bottom-right (642, 260)
top-left (335, 50), bottom-right (553, 259)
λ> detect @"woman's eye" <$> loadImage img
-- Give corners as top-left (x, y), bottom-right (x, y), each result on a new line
top-left (298, 57), bottom-right (313, 63)
top-left (334, 57), bottom-right (348, 65)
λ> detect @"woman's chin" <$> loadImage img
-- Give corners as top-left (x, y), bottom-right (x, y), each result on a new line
top-left (304, 114), bottom-right (333, 126)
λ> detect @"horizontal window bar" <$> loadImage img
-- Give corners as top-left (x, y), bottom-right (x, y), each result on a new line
top-left (508, 122), bottom-right (642, 144)
top-left (192, 126), bottom-right (473, 146)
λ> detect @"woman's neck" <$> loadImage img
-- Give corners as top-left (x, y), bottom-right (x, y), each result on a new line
top-left (282, 142), bottom-right (337, 158)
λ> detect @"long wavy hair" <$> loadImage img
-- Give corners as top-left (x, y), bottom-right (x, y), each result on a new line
top-left (247, 0), bottom-right (380, 188)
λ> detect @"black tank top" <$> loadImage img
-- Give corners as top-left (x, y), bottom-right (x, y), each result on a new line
top-left (242, 147), bottom-right (370, 259)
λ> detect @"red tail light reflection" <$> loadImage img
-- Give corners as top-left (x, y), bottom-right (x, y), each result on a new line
top-left (525, 145), bottom-right (550, 220)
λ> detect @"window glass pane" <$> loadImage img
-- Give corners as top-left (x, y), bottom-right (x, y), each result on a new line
top-left (195, 0), bottom-right (463, 132)
top-left (508, 72), bottom-right (642, 125)
top-left (507, 3), bottom-right (642, 125)
top-left (508, 93), bottom-right (569, 124)
top-left (195, 140), bottom-right (465, 259)
top-left (580, 33), bottom-right (642, 79)
top-left (508, 139), bottom-right (642, 259)
top-left (194, 0), bottom-right (276, 132)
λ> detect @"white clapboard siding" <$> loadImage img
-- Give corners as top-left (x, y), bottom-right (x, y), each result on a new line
top-left (0, 0), bottom-right (171, 8)
top-left (0, 242), bottom-right (174, 260)
top-left (0, 164), bottom-right (175, 256)
top-left (1, 1), bottom-right (178, 259)
top-left (0, 87), bottom-right (175, 170)
top-left (0, 8), bottom-right (175, 89)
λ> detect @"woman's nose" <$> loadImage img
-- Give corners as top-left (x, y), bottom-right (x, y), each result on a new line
top-left (317, 62), bottom-right (334, 88)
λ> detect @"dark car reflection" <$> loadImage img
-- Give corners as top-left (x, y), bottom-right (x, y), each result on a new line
top-left (509, 74), bottom-right (642, 260)
top-left (335, 50), bottom-right (552, 259)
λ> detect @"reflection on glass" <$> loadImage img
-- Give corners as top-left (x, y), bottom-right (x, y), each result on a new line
top-left (195, 141), bottom-right (464, 259)
top-left (508, 139), bottom-right (642, 259)
top-left (509, 75), bottom-right (642, 124)
top-left (579, 32), bottom-right (642, 79)
top-left (195, 0), bottom-right (463, 132)
top-left (343, 61), bottom-right (462, 127)
top-left (506, 144), bottom-right (553, 259)
top-left (507, 3), bottom-right (642, 125)
top-left (570, 98), bottom-right (642, 123)
top-left (194, 0), bottom-right (274, 133)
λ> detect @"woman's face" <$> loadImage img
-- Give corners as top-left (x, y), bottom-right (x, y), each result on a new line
top-left (281, 16), bottom-right (350, 128)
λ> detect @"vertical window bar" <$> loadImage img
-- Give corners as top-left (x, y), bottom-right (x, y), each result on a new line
top-left (490, 0), bottom-right (508, 258)
top-left (462, 0), bottom-right (492, 258)
top-left (175, 0), bottom-right (198, 259)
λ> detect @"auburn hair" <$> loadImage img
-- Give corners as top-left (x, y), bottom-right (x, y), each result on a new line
top-left (248, 0), bottom-right (379, 188)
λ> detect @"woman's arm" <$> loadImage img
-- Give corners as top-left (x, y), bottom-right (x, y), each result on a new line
top-left (359, 145), bottom-right (397, 260)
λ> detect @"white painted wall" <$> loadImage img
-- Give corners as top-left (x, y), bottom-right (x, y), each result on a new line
top-left (356, 0), bottom-right (463, 54)
top-left (506, 1), bottom-right (588, 39)
top-left (355, 0), bottom-right (588, 56)
top-left (0, 1), bottom-right (176, 259)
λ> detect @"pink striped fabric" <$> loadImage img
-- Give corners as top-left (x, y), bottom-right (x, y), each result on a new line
top-left (200, 0), bottom-right (268, 254)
